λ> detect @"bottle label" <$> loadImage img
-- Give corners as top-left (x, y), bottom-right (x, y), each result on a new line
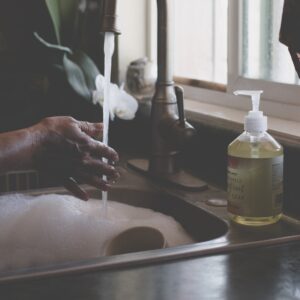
top-left (227, 155), bottom-right (283, 217)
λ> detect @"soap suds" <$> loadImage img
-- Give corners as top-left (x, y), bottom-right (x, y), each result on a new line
top-left (0, 194), bottom-right (194, 271)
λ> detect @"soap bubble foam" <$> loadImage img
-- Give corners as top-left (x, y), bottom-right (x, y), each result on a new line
top-left (0, 194), bottom-right (194, 272)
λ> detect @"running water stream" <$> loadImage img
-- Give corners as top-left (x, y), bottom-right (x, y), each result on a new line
top-left (102, 32), bottom-right (115, 217)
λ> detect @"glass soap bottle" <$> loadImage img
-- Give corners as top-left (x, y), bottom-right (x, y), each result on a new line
top-left (227, 90), bottom-right (284, 226)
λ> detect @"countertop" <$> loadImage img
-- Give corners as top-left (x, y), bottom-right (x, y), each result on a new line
top-left (1, 241), bottom-right (300, 300)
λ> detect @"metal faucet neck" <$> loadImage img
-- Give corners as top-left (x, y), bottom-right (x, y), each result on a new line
top-left (156, 0), bottom-right (174, 86)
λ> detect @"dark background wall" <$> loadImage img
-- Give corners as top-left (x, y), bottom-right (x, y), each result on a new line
top-left (0, 0), bottom-right (119, 132)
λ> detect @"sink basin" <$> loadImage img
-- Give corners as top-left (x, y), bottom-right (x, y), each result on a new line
top-left (0, 166), bottom-right (300, 283)
top-left (89, 187), bottom-right (228, 243)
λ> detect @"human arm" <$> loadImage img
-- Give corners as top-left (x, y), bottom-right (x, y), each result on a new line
top-left (0, 116), bottom-right (119, 200)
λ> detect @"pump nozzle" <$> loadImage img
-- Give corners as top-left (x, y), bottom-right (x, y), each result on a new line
top-left (234, 90), bottom-right (263, 112)
top-left (234, 90), bottom-right (267, 132)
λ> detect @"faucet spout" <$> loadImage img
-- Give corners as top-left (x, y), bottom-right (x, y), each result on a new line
top-left (101, 0), bottom-right (121, 34)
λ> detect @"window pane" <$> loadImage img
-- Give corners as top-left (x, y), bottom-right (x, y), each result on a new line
top-left (174, 0), bottom-right (228, 84)
top-left (242, 0), bottom-right (300, 85)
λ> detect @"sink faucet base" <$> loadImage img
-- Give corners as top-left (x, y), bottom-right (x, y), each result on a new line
top-left (127, 159), bottom-right (208, 191)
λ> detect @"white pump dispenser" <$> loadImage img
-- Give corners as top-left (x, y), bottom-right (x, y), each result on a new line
top-left (227, 90), bottom-right (284, 226)
top-left (234, 90), bottom-right (267, 132)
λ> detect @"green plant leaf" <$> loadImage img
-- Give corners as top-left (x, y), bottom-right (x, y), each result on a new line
top-left (59, 0), bottom-right (79, 46)
top-left (34, 32), bottom-right (72, 55)
top-left (45, 0), bottom-right (61, 44)
top-left (72, 50), bottom-right (100, 90)
top-left (63, 53), bottom-right (91, 101)
top-left (35, 31), bottom-right (99, 102)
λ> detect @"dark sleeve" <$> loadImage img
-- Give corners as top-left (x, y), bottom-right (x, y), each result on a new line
top-left (279, 0), bottom-right (300, 78)
top-left (280, 0), bottom-right (300, 51)
top-left (0, 0), bottom-right (57, 66)
top-left (0, 0), bottom-right (57, 132)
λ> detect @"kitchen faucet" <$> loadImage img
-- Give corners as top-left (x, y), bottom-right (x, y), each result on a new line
top-left (101, 0), bottom-right (206, 190)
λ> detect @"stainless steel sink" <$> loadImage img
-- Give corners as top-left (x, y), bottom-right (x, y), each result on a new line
top-left (0, 166), bottom-right (300, 283)
top-left (92, 187), bottom-right (228, 243)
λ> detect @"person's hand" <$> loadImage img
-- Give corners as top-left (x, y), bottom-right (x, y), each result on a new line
top-left (33, 116), bottom-right (119, 200)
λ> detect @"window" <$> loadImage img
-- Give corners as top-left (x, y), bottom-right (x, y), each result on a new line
top-left (227, 0), bottom-right (300, 115)
top-left (241, 0), bottom-right (299, 85)
top-left (174, 0), bottom-right (227, 85)
top-left (148, 0), bottom-right (300, 121)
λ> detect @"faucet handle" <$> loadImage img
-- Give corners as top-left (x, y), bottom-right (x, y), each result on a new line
top-left (174, 85), bottom-right (185, 127)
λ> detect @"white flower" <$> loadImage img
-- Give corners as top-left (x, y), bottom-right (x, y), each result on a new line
top-left (93, 74), bottom-right (138, 120)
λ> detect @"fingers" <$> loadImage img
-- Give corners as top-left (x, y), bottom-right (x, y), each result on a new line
top-left (81, 157), bottom-right (120, 180)
top-left (77, 122), bottom-right (119, 162)
top-left (79, 121), bottom-right (103, 140)
top-left (36, 117), bottom-right (120, 196)
top-left (64, 177), bottom-right (89, 201)
top-left (76, 173), bottom-right (112, 191)
top-left (83, 140), bottom-right (119, 162)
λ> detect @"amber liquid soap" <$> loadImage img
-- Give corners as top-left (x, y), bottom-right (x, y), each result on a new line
top-left (228, 132), bottom-right (283, 225)
top-left (227, 90), bottom-right (283, 226)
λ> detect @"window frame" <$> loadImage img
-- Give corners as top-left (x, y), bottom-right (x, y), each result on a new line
top-left (227, 0), bottom-right (300, 106)
top-left (147, 0), bottom-right (300, 122)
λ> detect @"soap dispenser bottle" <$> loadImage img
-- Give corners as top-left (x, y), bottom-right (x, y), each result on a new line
top-left (227, 90), bottom-right (283, 226)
